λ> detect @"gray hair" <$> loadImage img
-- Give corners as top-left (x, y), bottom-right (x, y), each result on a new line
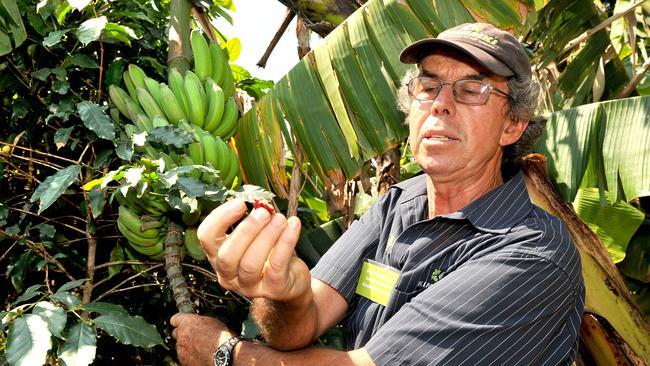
top-left (396, 68), bottom-right (544, 179)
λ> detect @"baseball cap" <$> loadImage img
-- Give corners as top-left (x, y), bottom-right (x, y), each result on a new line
top-left (400, 23), bottom-right (532, 80)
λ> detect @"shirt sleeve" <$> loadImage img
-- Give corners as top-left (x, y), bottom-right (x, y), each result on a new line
top-left (310, 196), bottom-right (389, 302)
top-left (365, 250), bottom-right (582, 366)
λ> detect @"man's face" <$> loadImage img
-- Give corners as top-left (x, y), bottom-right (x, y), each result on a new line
top-left (408, 51), bottom-right (527, 183)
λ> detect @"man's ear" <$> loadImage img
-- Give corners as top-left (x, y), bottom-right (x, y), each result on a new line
top-left (500, 119), bottom-right (529, 146)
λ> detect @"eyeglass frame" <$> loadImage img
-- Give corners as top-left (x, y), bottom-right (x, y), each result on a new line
top-left (406, 76), bottom-right (512, 106)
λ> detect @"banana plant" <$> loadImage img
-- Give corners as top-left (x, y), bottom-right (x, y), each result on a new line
top-left (237, 0), bottom-right (650, 363)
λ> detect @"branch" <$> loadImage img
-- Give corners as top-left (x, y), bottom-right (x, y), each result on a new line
top-left (257, 9), bottom-right (295, 68)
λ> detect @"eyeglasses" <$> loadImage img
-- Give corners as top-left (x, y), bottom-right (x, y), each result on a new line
top-left (407, 76), bottom-right (512, 105)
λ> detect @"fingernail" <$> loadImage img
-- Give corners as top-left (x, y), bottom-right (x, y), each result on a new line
top-left (252, 207), bottom-right (270, 221)
top-left (288, 216), bottom-right (299, 230)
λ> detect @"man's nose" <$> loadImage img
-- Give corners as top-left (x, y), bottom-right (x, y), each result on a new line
top-left (430, 84), bottom-right (455, 116)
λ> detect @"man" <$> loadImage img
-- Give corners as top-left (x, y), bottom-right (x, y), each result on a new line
top-left (171, 22), bottom-right (585, 365)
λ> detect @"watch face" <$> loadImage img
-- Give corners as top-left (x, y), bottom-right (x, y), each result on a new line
top-left (215, 348), bottom-right (231, 366)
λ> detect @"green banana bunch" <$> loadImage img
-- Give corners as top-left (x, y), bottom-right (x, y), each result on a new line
top-left (191, 30), bottom-right (212, 82)
top-left (117, 205), bottom-right (168, 259)
top-left (211, 97), bottom-right (239, 140)
top-left (183, 227), bottom-right (206, 261)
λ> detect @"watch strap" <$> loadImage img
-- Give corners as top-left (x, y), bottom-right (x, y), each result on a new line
top-left (213, 336), bottom-right (242, 366)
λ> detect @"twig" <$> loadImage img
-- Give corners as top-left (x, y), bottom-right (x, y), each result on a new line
top-left (257, 9), bottom-right (295, 68)
top-left (180, 263), bottom-right (218, 280)
top-left (9, 207), bottom-right (87, 235)
top-left (82, 192), bottom-right (98, 311)
top-left (0, 150), bottom-right (64, 171)
top-left (93, 263), bottom-right (165, 302)
top-left (560, 0), bottom-right (647, 55)
top-left (97, 41), bottom-right (104, 101)
top-left (0, 142), bottom-right (80, 165)
top-left (0, 229), bottom-right (77, 281)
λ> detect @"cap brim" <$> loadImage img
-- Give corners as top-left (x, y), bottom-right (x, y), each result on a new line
top-left (399, 39), bottom-right (514, 77)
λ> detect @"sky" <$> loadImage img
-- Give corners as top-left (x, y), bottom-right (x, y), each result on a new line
top-left (214, 0), bottom-right (322, 82)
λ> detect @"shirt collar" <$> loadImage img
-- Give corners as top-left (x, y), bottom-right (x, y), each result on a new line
top-left (392, 171), bottom-right (532, 234)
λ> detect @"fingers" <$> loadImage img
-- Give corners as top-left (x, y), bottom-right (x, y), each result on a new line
top-left (197, 198), bottom-right (247, 257)
top-left (267, 216), bottom-right (302, 273)
top-left (237, 213), bottom-right (288, 286)
top-left (214, 207), bottom-right (273, 280)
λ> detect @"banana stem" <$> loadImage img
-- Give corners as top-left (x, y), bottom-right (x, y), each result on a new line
top-left (521, 154), bottom-right (650, 361)
top-left (168, 0), bottom-right (192, 76)
top-left (164, 220), bottom-right (195, 313)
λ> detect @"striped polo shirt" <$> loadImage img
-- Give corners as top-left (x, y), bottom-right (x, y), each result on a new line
top-left (311, 172), bottom-right (585, 365)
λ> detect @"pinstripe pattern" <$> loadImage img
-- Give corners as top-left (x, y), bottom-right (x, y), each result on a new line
top-left (311, 172), bottom-right (585, 365)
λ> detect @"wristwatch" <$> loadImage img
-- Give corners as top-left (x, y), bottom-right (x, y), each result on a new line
top-left (213, 336), bottom-right (242, 366)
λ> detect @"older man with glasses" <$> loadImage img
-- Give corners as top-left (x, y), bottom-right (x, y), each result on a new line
top-left (171, 23), bottom-right (585, 366)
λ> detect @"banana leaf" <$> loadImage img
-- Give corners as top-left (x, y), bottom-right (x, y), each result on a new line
top-left (572, 188), bottom-right (645, 263)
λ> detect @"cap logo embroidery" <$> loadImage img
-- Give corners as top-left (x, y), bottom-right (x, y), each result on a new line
top-left (454, 29), bottom-right (498, 46)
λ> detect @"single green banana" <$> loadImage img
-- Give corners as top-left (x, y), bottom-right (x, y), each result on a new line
top-left (159, 84), bottom-right (187, 126)
top-left (222, 112), bottom-right (239, 141)
top-left (137, 87), bottom-right (165, 119)
top-left (221, 62), bottom-right (235, 98)
top-left (151, 115), bottom-right (171, 128)
top-left (212, 97), bottom-right (238, 138)
top-left (109, 85), bottom-right (131, 118)
top-left (184, 71), bottom-right (207, 128)
top-left (109, 107), bottom-right (121, 124)
top-left (201, 130), bottom-right (220, 170)
top-left (123, 70), bottom-right (138, 100)
top-left (123, 95), bottom-right (144, 120)
top-left (222, 147), bottom-right (241, 188)
top-left (184, 227), bottom-right (206, 261)
top-left (202, 78), bottom-right (225, 133)
top-left (118, 206), bottom-right (162, 239)
top-left (127, 235), bottom-right (165, 257)
top-left (214, 136), bottom-right (231, 179)
top-left (191, 30), bottom-right (212, 82)
top-left (144, 77), bottom-right (163, 107)
top-left (188, 135), bottom-right (205, 166)
top-left (209, 41), bottom-right (227, 85)
top-left (133, 112), bottom-right (153, 132)
top-left (168, 68), bottom-right (191, 120)
top-left (127, 64), bottom-right (147, 91)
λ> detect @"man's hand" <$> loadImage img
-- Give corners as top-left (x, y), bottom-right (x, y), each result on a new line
top-left (170, 313), bottom-right (234, 366)
top-left (197, 198), bottom-right (311, 303)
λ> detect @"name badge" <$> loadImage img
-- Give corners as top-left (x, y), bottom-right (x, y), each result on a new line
top-left (354, 259), bottom-right (400, 306)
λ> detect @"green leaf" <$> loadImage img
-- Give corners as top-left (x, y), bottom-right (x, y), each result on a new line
top-left (53, 79), bottom-right (69, 94)
top-left (77, 101), bottom-right (115, 140)
top-left (229, 185), bottom-right (275, 203)
top-left (32, 301), bottom-right (66, 338)
top-left (75, 16), bottom-right (107, 45)
top-left (146, 126), bottom-right (194, 149)
top-left (115, 134), bottom-right (134, 161)
top-left (572, 188), bottom-right (644, 263)
top-left (56, 278), bottom-right (88, 293)
top-left (54, 126), bottom-right (74, 149)
top-left (88, 186), bottom-right (105, 219)
top-left (51, 291), bottom-right (82, 308)
top-left (619, 226), bottom-right (650, 283)
top-left (68, 54), bottom-right (100, 69)
top-left (225, 37), bottom-right (241, 61)
top-left (107, 245), bottom-right (124, 278)
top-left (43, 29), bottom-right (68, 47)
top-left (93, 313), bottom-right (165, 348)
top-left (30, 165), bottom-right (81, 215)
top-left (5, 315), bottom-right (52, 366)
top-left (30, 67), bottom-right (51, 81)
top-left (58, 322), bottom-right (96, 366)
top-left (82, 302), bottom-right (129, 316)
top-left (13, 284), bottom-right (43, 304)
